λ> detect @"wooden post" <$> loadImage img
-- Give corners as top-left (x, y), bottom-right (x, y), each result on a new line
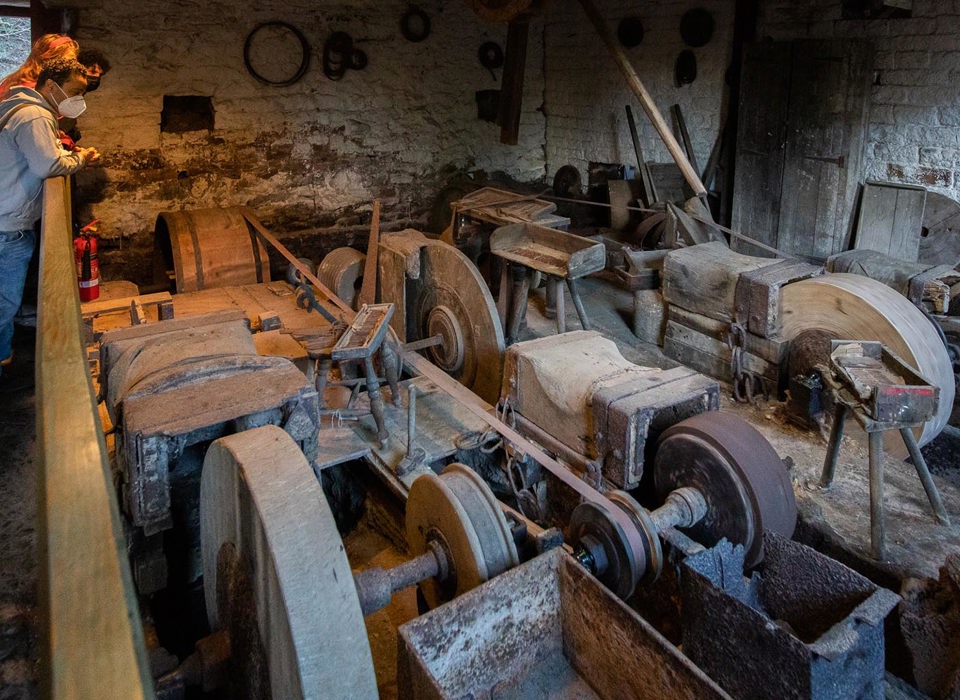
top-left (498, 16), bottom-right (530, 145)
top-left (358, 199), bottom-right (381, 308)
top-left (578, 0), bottom-right (708, 198)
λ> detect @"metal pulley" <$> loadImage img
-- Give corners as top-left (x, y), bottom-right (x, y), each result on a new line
top-left (568, 412), bottom-right (798, 595)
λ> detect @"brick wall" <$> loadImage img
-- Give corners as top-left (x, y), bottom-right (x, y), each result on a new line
top-left (66, 0), bottom-right (547, 282)
top-left (757, 0), bottom-right (960, 199)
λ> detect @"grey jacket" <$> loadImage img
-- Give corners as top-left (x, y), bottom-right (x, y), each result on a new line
top-left (0, 86), bottom-right (85, 231)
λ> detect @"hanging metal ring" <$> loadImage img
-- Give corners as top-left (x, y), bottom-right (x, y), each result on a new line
top-left (243, 21), bottom-right (311, 87)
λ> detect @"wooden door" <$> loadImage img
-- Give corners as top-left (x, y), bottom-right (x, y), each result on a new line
top-left (732, 39), bottom-right (873, 260)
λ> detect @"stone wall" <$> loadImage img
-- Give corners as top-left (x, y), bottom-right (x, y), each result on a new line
top-left (66, 0), bottom-right (546, 283)
top-left (59, 0), bottom-right (960, 283)
top-left (542, 1), bottom-right (735, 196)
top-left (756, 0), bottom-right (960, 200)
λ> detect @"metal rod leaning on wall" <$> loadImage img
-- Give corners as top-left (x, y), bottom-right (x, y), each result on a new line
top-left (577, 0), bottom-right (709, 202)
top-left (36, 176), bottom-right (153, 699)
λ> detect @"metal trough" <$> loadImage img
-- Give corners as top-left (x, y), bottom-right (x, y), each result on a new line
top-left (397, 548), bottom-right (731, 699)
top-left (681, 532), bottom-right (901, 700)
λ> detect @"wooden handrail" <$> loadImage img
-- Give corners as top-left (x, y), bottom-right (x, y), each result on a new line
top-left (35, 177), bottom-right (153, 699)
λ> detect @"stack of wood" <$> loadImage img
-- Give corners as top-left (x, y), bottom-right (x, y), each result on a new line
top-left (659, 242), bottom-right (822, 387)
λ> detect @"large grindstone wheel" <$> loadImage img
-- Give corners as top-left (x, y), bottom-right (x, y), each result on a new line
top-left (654, 412), bottom-right (797, 568)
top-left (316, 246), bottom-right (366, 310)
top-left (200, 425), bottom-right (377, 700)
top-left (780, 273), bottom-right (954, 447)
top-left (409, 241), bottom-right (505, 403)
top-left (405, 463), bottom-right (519, 609)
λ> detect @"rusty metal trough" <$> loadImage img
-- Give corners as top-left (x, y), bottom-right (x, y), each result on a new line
top-left (397, 548), bottom-right (732, 699)
top-left (681, 532), bottom-right (901, 700)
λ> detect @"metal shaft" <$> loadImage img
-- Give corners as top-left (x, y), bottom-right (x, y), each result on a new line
top-left (819, 403), bottom-right (848, 488)
top-left (407, 385), bottom-right (418, 457)
top-left (649, 487), bottom-right (708, 532)
top-left (353, 541), bottom-right (449, 617)
top-left (868, 430), bottom-right (885, 560)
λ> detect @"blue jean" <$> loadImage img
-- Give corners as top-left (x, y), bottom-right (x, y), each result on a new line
top-left (0, 229), bottom-right (36, 372)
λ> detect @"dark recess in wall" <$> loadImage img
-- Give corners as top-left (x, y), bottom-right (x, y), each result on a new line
top-left (161, 95), bottom-right (215, 133)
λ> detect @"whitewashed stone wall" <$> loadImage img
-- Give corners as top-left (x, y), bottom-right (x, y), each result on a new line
top-left (542, 1), bottom-right (735, 190)
top-left (757, 0), bottom-right (960, 201)
top-left (64, 0), bottom-right (546, 280)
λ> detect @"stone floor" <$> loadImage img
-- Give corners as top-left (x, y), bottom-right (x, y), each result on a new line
top-left (0, 324), bottom-right (38, 700)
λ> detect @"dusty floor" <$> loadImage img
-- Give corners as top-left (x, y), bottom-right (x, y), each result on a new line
top-left (3, 271), bottom-right (960, 698)
top-left (0, 325), bottom-right (38, 700)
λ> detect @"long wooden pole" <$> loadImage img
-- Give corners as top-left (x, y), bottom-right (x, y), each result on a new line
top-left (578, 0), bottom-right (708, 199)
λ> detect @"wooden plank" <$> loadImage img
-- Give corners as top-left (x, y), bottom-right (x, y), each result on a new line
top-left (662, 320), bottom-right (778, 384)
top-left (777, 39), bottom-right (873, 260)
top-left (81, 291), bottom-right (173, 317)
top-left (577, 0), bottom-right (707, 198)
top-left (358, 199), bottom-right (381, 307)
top-left (731, 41), bottom-right (791, 257)
top-left (854, 181), bottom-right (926, 262)
top-left (498, 16), bottom-right (529, 145)
top-left (667, 305), bottom-right (789, 365)
top-left (36, 177), bottom-right (153, 699)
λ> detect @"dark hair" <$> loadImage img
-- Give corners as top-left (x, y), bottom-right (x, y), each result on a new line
top-left (77, 48), bottom-right (111, 74)
top-left (35, 58), bottom-right (86, 89)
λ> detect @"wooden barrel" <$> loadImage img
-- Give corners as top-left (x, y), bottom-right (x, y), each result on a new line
top-left (153, 207), bottom-right (271, 293)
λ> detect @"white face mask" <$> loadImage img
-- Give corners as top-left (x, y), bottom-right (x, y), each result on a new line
top-left (52, 82), bottom-right (87, 119)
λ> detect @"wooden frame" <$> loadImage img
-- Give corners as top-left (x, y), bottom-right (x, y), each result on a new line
top-left (36, 177), bottom-right (152, 698)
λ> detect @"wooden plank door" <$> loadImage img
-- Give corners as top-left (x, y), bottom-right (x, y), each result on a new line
top-left (730, 41), bottom-right (791, 257)
top-left (733, 39), bottom-right (873, 260)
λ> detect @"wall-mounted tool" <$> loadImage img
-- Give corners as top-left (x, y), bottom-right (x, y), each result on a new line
top-left (478, 40), bottom-right (504, 81)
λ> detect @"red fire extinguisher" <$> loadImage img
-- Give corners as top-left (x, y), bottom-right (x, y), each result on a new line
top-left (74, 219), bottom-right (100, 302)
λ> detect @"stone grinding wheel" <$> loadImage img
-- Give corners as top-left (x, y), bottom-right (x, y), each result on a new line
top-left (409, 241), bottom-right (506, 404)
top-left (779, 273), bottom-right (954, 447)
top-left (316, 246), bottom-right (365, 310)
top-left (405, 463), bottom-right (519, 609)
top-left (200, 425), bottom-right (377, 700)
top-left (654, 412), bottom-right (798, 569)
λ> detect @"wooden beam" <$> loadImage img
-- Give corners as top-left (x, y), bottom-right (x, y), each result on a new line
top-left (36, 177), bottom-right (153, 699)
top-left (498, 16), bottom-right (529, 145)
top-left (578, 0), bottom-right (708, 199)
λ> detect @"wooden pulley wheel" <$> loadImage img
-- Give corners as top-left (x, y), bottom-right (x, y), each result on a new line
top-left (653, 412), bottom-right (797, 568)
top-left (466, 0), bottom-right (537, 22)
top-left (200, 426), bottom-right (377, 699)
top-left (316, 246), bottom-right (366, 310)
top-left (408, 241), bottom-right (505, 403)
top-left (779, 273), bottom-right (954, 447)
top-left (405, 463), bottom-right (519, 609)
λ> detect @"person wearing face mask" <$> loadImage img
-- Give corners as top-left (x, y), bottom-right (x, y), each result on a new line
top-left (0, 58), bottom-right (100, 378)
top-left (59, 48), bottom-right (112, 149)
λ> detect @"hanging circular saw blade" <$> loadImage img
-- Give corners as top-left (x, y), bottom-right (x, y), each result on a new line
top-left (408, 240), bottom-right (506, 404)
top-left (779, 273), bottom-right (954, 447)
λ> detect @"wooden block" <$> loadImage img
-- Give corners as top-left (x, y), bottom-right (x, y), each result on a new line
top-left (734, 259), bottom-right (823, 338)
top-left (907, 265), bottom-right (960, 314)
top-left (81, 291), bottom-right (174, 318)
top-left (853, 180), bottom-right (926, 262)
top-left (667, 305), bottom-right (789, 365)
top-left (662, 320), bottom-right (779, 385)
top-left (662, 242), bottom-right (779, 323)
top-left (826, 248), bottom-right (925, 295)
top-left (633, 290), bottom-right (666, 344)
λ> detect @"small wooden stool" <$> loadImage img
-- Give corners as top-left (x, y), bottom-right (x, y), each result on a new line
top-left (818, 340), bottom-right (949, 560)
